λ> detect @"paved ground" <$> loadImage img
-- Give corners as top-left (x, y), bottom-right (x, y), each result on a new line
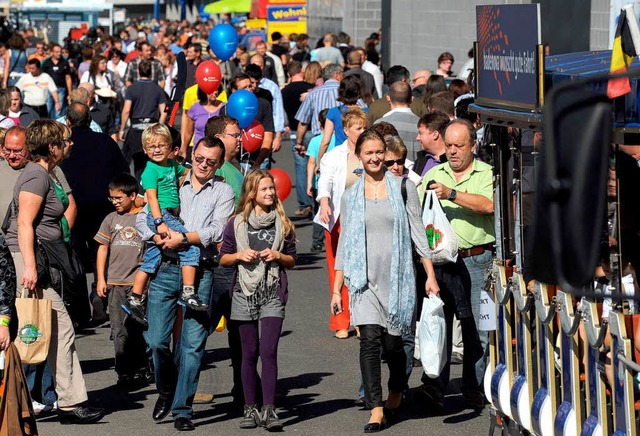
top-left (37, 141), bottom-right (491, 435)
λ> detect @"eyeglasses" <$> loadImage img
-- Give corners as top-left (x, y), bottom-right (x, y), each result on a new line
top-left (2, 147), bottom-right (27, 157)
top-left (384, 158), bottom-right (406, 167)
top-left (221, 132), bottom-right (242, 139)
top-left (108, 196), bottom-right (127, 203)
top-left (145, 143), bottom-right (170, 151)
top-left (193, 155), bottom-right (219, 167)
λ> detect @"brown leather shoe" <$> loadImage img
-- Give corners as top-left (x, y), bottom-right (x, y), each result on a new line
top-left (193, 393), bottom-right (214, 404)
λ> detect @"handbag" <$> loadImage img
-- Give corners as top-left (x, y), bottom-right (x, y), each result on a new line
top-left (14, 287), bottom-right (52, 365)
top-left (422, 190), bottom-right (459, 265)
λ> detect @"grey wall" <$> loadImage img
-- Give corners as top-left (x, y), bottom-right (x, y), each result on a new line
top-left (590, 0), bottom-right (611, 50)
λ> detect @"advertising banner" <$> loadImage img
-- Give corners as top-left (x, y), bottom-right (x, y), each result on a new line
top-left (476, 4), bottom-right (541, 109)
top-left (267, 4), bottom-right (306, 40)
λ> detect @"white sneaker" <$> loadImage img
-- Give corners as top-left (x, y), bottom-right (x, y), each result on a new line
top-left (32, 401), bottom-right (46, 415)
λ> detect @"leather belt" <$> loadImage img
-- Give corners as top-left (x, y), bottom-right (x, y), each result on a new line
top-left (459, 243), bottom-right (493, 259)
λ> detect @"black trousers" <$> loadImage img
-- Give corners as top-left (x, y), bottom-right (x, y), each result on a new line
top-left (360, 324), bottom-right (406, 409)
top-left (421, 256), bottom-right (483, 394)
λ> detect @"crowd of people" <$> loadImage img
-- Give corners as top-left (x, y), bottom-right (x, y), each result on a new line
top-left (0, 17), bottom-right (493, 433)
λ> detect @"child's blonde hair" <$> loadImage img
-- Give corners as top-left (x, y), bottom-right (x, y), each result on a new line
top-left (141, 123), bottom-right (172, 148)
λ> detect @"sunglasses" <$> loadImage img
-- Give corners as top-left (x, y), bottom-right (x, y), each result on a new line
top-left (193, 155), bottom-right (219, 167)
top-left (384, 158), bottom-right (406, 167)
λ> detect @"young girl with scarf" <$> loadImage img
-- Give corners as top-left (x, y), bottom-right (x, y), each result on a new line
top-left (219, 170), bottom-right (296, 431)
top-left (331, 129), bottom-right (439, 432)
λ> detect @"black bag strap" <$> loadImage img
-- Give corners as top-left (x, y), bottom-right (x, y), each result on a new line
top-left (1, 202), bottom-right (12, 235)
top-left (8, 50), bottom-right (25, 75)
top-left (401, 177), bottom-right (408, 205)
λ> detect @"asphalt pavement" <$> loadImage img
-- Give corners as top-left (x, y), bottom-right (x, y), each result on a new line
top-left (37, 139), bottom-right (491, 435)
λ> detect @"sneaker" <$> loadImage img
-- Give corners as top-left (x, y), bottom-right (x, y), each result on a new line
top-left (32, 400), bottom-right (48, 416)
top-left (121, 296), bottom-right (149, 329)
top-left (294, 206), bottom-right (312, 217)
top-left (239, 404), bottom-right (261, 429)
top-left (178, 292), bottom-right (209, 312)
top-left (261, 404), bottom-right (283, 431)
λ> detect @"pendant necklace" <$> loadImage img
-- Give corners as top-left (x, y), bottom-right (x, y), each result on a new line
top-left (366, 177), bottom-right (384, 204)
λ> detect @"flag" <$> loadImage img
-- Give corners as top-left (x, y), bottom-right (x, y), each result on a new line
top-left (608, 9), bottom-right (638, 98)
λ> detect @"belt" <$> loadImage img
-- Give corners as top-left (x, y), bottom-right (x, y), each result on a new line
top-left (131, 118), bottom-right (158, 131)
top-left (459, 243), bottom-right (493, 259)
top-left (161, 255), bottom-right (180, 265)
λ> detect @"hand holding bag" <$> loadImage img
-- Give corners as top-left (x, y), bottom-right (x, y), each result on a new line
top-left (419, 296), bottom-right (447, 378)
top-left (14, 287), bottom-right (51, 365)
top-left (422, 190), bottom-right (458, 265)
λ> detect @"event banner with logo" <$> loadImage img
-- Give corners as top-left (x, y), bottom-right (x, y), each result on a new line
top-left (476, 4), bottom-right (542, 109)
top-left (267, 3), bottom-right (307, 41)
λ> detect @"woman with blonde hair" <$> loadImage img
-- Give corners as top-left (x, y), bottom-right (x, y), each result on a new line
top-left (220, 170), bottom-right (297, 432)
top-left (315, 107), bottom-right (368, 338)
top-left (304, 61), bottom-right (323, 87)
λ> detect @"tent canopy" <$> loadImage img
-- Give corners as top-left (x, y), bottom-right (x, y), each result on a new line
top-left (204, 0), bottom-right (251, 14)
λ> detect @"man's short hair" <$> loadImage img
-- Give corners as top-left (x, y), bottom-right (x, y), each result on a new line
top-left (189, 42), bottom-right (202, 54)
top-left (27, 58), bottom-right (41, 69)
top-left (388, 82), bottom-right (412, 105)
top-left (69, 87), bottom-right (89, 104)
top-left (347, 50), bottom-right (362, 66)
top-left (385, 65), bottom-right (410, 86)
top-left (138, 59), bottom-right (152, 78)
top-left (427, 91), bottom-right (455, 117)
top-left (108, 173), bottom-right (139, 196)
top-left (418, 111), bottom-right (450, 137)
top-left (245, 63), bottom-right (263, 81)
top-left (287, 60), bottom-right (303, 77)
top-left (66, 102), bottom-right (91, 128)
top-left (204, 115), bottom-right (239, 138)
top-left (322, 63), bottom-right (343, 81)
top-left (271, 31), bottom-right (283, 41)
top-left (193, 136), bottom-right (225, 153)
top-left (3, 125), bottom-right (27, 148)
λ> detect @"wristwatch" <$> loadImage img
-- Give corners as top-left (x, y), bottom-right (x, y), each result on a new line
top-left (448, 189), bottom-right (457, 201)
top-left (153, 217), bottom-right (164, 227)
top-left (180, 232), bottom-right (188, 246)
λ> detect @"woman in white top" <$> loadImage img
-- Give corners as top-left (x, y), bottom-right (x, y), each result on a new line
top-left (80, 55), bottom-right (113, 93)
top-left (107, 49), bottom-right (127, 81)
top-left (315, 107), bottom-right (368, 339)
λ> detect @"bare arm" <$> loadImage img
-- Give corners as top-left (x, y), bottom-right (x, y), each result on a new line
top-left (158, 102), bottom-right (167, 124)
top-left (306, 156), bottom-right (316, 197)
top-left (119, 100), bottom-right (131, 141)
top-left (180, 111), bottom-right (195, 156)
top-left (317, 118), bottom-right (335, 163)
top-left (17, 192), bottom-right (44, 291)
top-left (146, 189), bottom-right (169, 237)
top-left (95, 244), bottom-right (109, 297)
top-left (430, 182), bottom-right (493, 214)
top-left (64, 193), bottom-right (77, 229)
top-left (252, 131), bottom-right (274, 169)
top-left (65, 74), bottom-right (73, 99)
top-left (296, 123), bottom-right (309, 146)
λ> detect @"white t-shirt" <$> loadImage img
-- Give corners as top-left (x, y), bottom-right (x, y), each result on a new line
top-left (15, 72), bottom-right (57, 106)
top-left (107, 60), bottom-right (128, 79)
top-left (80, 71), bottom-right (112, 90)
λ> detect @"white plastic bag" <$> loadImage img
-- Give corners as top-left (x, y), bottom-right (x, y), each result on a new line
top-left (422, 190), bottom-right (458, 265)
top-left (419, 296), bottom-right (447, 378)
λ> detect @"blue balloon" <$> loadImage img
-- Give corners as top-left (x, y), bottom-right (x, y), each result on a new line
top-left (209, 23), bottom-right (238, 61)
top-left (227, 90), bottom-right (258, 129)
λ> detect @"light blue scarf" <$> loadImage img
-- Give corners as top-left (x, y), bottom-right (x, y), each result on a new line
top-left (342, 172), bottom-right (416, 335)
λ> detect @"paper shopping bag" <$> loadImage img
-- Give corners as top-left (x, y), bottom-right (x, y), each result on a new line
top-left (14, 290), bottom-right (51, 365)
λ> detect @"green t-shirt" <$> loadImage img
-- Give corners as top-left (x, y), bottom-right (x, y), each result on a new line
top-left (419, 159), bottom-right (496, 250)
top-left (216, 161), bottom-right (244, 206)
top-left (140, 159), bottom-right (186, 209)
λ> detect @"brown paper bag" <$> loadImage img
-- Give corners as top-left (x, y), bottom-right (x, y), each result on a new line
top-left (14, 289), bottom-right (51, 365)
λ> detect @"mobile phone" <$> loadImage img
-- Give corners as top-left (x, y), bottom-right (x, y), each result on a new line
top-left (333, 303), bottom-right (339, 315)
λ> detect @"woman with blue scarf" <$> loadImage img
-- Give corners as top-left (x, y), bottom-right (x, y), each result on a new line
top-left (331, 129), bottom-right (439, 432)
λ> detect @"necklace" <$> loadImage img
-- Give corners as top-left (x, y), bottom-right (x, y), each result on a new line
top-left (365, 177), bottom-right (384, 204)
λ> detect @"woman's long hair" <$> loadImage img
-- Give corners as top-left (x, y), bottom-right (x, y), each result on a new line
top-left (89, 55), bottom-right (108, 86)
top-left (236, 170), bottom-right (295, 237)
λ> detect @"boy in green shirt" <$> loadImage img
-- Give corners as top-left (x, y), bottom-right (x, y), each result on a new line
top-left (124, 124), bottom-right (206, 328)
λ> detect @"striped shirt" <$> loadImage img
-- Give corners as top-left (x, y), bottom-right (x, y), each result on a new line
top-left (259, 78), bottom-right (285, 133)
top-left (375, 108), bottom-right (421, 160)
top-left (294, 79), bottom-right (340, 135)
top-left (136, 173), bottom-right (235, 260)
top-left (123, 57), bottom-right (165, 86)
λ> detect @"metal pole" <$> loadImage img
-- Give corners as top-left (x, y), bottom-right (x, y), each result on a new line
top-left (154, 0), bottom-right (160, 21)
top-left (180, 0), bottom-right (186, 21)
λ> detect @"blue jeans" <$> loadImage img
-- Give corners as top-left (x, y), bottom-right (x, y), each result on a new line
top-left (463, 249), bottom-right (493, 385)
top-left (240, 156), bottom-right (271, 172)
top-left (48, 86), bottom-right (67, 119)
top-left (141, 210), bottom-right (199, 273)
top-left (144, 261), bottom-right (213, 419)
top-left (290, 132), bottom-right (313, 210)
top-left (24, 362), bottom-right (57, 405)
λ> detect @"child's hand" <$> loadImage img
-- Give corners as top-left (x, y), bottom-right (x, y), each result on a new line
top-left (96, 280), bottom-right (108, 298)
top-left (156, 223), bottom-right (170, 238)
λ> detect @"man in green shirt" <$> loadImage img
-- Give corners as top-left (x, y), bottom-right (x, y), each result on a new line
top-left (205, 115), bottom-right (244, 205)
top-left (417, 119), bottom-right (495, 408)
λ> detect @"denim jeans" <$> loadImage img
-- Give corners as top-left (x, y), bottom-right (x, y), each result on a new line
top-left (144, 261), bottom-right (213, 419)
top-left (48, 86), bottom-right (67, 119)
top-left (140, 210), bottom-right (199, 273)
top-left (463, 250), bottom-right (493, 385)
top-left (24, 362), bottom-right (57, 405)
top-left (240, 156), bottom-right (271, 172)
top-left (290, 132), bottom-right (313, 210)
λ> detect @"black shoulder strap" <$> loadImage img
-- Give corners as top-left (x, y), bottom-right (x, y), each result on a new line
top-left (401, 177), bottom-right (408, 205)
top-left (8, 50), bottom-right (25, 75)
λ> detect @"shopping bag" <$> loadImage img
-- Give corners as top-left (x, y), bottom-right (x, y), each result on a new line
top-left (419, 296), bottom-right (447, 378)
top-left (422, 190), bottom-right (458, 265)
top-left (14, 288), bottom-right (51, 365)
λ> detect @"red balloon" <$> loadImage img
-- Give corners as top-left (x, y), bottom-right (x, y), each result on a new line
top-left (195, 60), bottom-right (222, 94)
top-left (269, 168), bottom-right (292, 202)
top-left (241, 121), bottom-right (264, 153)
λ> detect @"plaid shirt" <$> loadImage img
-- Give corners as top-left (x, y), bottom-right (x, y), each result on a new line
top-left (123, 57), bottom-right (165, 85)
